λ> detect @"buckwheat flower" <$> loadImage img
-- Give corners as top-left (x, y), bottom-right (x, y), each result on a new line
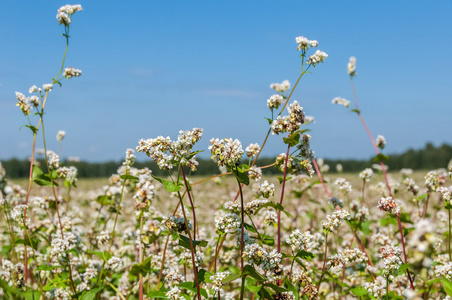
top-left (267, 94), bottom-right (284, 110)
top-left (29, 95), bottom-right (40, 107)
top-left (348, 56), bottom-right (357, 77)
top-left (425, 170), bottom-right (439, 192)
top-left (215, 213), bottom-right (241, 234)
top-left (306, 50), bottom-right (328, 66)
top-left (63, 67), bottom-right (82, 79)
top-left (365, 276), bottom-right (386, 297)
top-left (245, 199), bottom-right (269, 214)
top-left (380, 245), bottom-right (403, 279)
top-left (209, 138), bottom-right (244, 167)
top-left (166, 286), bottom-right (184, 300)
top-left (42, 83), bottom-right (53, 92)
top-left (50, 238), bottom-right (70, 259)
top-left (273, 291), bottom-right (295, 300)
top-left (15, 92), bottom-right (31, 115)
top-left (434, 261), bottom-right (452, 280)
top-left (295, 36), bottom-right (310, 50)
top-left (331, 97), bottom-right (350, 107)
top-left (258, 180), bottom-right (274, 198)
top-left (29, 85), bottom-right (38, 93)
top-left (48, 152), bottom-right (60, 170)
top-left (376, 135), bottom-right (386, 150)
top-left (327, 248), bottom-right (366, 268)
top-left (264, 210), bottom-right (277, 225)
top-left (336, 164), bottom-right (343, 173)
top-left (210, 271), bottom-right (230, 292)
top-left (335, 177), bottom-right (352, 194)
top-left (57, 4), bottom-right (83, 26)
top-left (180, 249), bottom-right (204, 268)
top-left (164, 215), bottom-right (192, 233)
top-left (56, 130), bottom-right (66, 142)
top-left (107, 256), bottom-right (123, 271)
top-left (96, 231), bottom-right (110, 245)
top-left (304, 115), bottom-right (315, 124)
top-left (439, 186), bottom-right (452, 206)
top-left (310, 40), bottom-right (318, 47)
top-left (123, 148), bottom-right (135, 168)
top-left (286, 229), bottom-right (314, 252)
top-left (246, 143), bottom-right (260, 158)
top-left (248, 166), bottom-right (262, 181)
top-left (322, 209), bottom-right (351, 233)
top-left (403, 178), bottom-right (419, 196)
top-left (378, 196), bottom-right (401, 215)
top-left (359, 168), bottom-right (374, 182)
top-left (270, 80), bottom-right (290, 93)
top-left (11, 204), bottom-right (30, 227)
top-left (242, 243), bottom-right (267, 265)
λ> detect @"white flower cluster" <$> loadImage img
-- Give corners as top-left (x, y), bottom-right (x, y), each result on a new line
top-left (133, 178), bottom-right (155, 210)
top-left (403, 178), bottom-right (419, 196)
top-left (327, 248), bottom-right (366, 268)
top-left (270, 80), bottom-right (290, 93)
top-left (180, 249), bottom-right (204, 268)
top-left (322, 209), bottom-right (351, 233)
top-left (331, 97), bottom-right (350, 108)
top-left (275, 153), bottom-right (314, 177)
top-left (96, 231), bottom-right (110, 245)
top-left (286, 229), bottom-right (314, 252)
top-left (267, 94), bottom-right (284, 110)
top-left (11, 204), bottom-right (30, 227)
top-left (425, 170), bottom-right (440, 192)
top-left (215, 213), bottom-right (241, 234)
top-left (242, 244), bottom-right (282, 275)
top-left (107, 256), bottom-right (123, 271)
top-left (57, 4), bottom-right (83, 26)
top-left (0, 259), bottom-right (24, 287)
top-left (163, 268), bottom-right (185, 286)
top-left (56, 166), bottom-right (78, 184)
top-left (359, 168), bottom-right (374, 182)
top-left (48, 152), bottom-right (60, 170)
top-left (306, 50), bottom-right (328, 66)
top-left (123, 148), bottom-right (136, 168)
top-left (209, 138), bottom-right (244, 167)
top-left (210, 271), bottom-right (230, 292)
top-left (63, 67), bottom-right (82, 79)
top-left (295, 36), bottom-right (318, 51)
top-left (365, 276), bottom-right (386, 297)
top-left (56, 130), bottom-right (66, 142)
top-left (15, 92), bottom-right (32, 115)
top-left (137, 128), bottom-right (203, 170)
top-left (245, 199), bottom-right (269, 214)
top-left (248, 166), bottom-right (262, 181)
top-left (271, 101), bottom-right (305, 135)
top-left (376, 135), bottom-right (386, 150)
top-left (434, 261), bottom-right (452, 280)
top-left (335, 177), bottom-right (352, 194)
top-left (380, 245), bottom-right (403, 280)
top-left (439, 186), bottom-right (452, 203)
top-left (166, 286), bottom-right (184, 300)
top-left (258, 180), bottom-right (274, 198)
top-left (378, 196), bottom-right (401, 215)
top-left (273, 291), bottom-right (296, 300)
top-left (246, 143), bottom-right (260, 158)
top-left (348, 56), bottom-right (357, 77)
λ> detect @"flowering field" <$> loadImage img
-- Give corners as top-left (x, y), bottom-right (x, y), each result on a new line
top-left (2, 3), bottom-right (452, 300)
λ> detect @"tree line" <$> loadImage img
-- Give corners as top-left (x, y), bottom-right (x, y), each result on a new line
top-left (1, 142), bottom-right (451, 179)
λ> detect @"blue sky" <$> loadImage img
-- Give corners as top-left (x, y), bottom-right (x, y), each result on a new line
top-left (1, 1), bottom-right (451, 162)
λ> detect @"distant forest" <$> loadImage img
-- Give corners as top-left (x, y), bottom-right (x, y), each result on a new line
top-left (2, 143), bottom-right (452, 179)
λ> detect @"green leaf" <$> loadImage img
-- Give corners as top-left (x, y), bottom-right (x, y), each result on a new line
top-left (380, 215), bottom-right (398, 226)
top-left (147, 290), bottom-right (168, 298)
top-left (178, 282), bottom-right (208, 298)
top-left (372, 153), bottom-right (389, 163)
top-left (265, 117), bottom-right (273, 125)
top-left (15, 238), bottom-right (39, 250)
top-left (446, 200), bottom-right (452, 210)
top-left (351, 286), bottom-right (368, 296)
top-left (96, 195), bottom-right (113, 206)
top-left (80, 286), bottom-right (105, 300)
top-left (232, 166), bottom-right (250, 185)
top-left (197, 268), bottom-right (210, 285)
top-left (188, 150), bottom-right (204, 159)
top-left (223, 273), bottom-right (240, 283)
top-left (351, 109), bottom-right (361, 114)
top-left (21, 290), bottom-right (42, 300)
top-left (262, 236), bottom-right (275, 246)
top-left (264, 283), bottom-right (287, 293)
top-left (242, 265), bottom-right (266, 282)
top-left (285, 281), bottom-right (299, 300)
top-left (152, 175), bottom-right (181, 192)
top-left (87, 250), bottom-right (112, 261)
top-left (244, 222), bottom-right (258, 233)
top-left (130, 256), bottom-right (154, 276)
top-left (398, 263), bottom-right (412, 275)
top-left (22, 125), bottom-right (38, 134)
top-left (246, 284), bottom-right (261, 293)
top-left (295, 250), bottom-right (315, 260)
top-left (178, 235), bottom-right (208, 250)
top-left (277, 176), bottom-right (292, 184)
top-left (120, 174), bottom-right (138, 180)
top-left (399, 213), bottom-right (413, 224)
top-left (32, 165), bottom-right (54, 187)
top-left (283, 131), bottom-right (301, 147)
top-left (37, 265), bottom-right (63, 271)
top-left (443, 277), bottom-right (452, 296)
top-left (257, 287), bottom-right (272, 299)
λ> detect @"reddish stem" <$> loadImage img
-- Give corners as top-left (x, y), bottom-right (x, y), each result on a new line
top-left (180, 166), bottom-right (197, 240)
